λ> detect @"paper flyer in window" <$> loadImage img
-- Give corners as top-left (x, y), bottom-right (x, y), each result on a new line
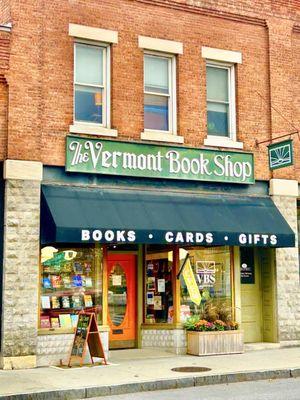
top-left (154, 296), bottom-right (162, 310)
top-left (157, 278), bottom-right (165, 293)
top-left (146, 291), bottom-right (154, 305)
top-left (112, 274), bottom-right (122, 286)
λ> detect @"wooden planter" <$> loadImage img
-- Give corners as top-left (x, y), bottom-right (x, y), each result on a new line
top-left (187, 330), bottom-right (244, 356)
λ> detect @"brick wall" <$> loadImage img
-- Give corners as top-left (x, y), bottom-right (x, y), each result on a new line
top-left (1, 0), bottom-right (299, 181)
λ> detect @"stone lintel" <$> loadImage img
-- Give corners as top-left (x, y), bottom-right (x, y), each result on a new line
top-left (1, 355), bottom-right (37, 370)
top-left (269, 179), bottom-right (298, 197)
top-left (4, 160), bottom-right (43, 181)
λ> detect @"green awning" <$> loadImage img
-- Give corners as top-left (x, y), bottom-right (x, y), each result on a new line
top-left (41, 185), bottom-right (295, 247)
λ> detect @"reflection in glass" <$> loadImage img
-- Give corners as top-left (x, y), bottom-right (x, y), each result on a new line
top-left (207, 102), bottom-right (229, 136)
top-left (144, 94), bottom-right (168, 131)
top-left (75, 86), bottom-right (103, 123)
top-left (180, 246), bottom-right (232, 322)
top-left (108, 263), bottom-right (127, 326)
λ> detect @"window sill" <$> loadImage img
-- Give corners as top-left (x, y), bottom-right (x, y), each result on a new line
top-left (70, 123), bottom-right (118, 137)
top-left (204, 135), bottom-right (243, 149)
top-left (141, 130), bottom-right (184, 144)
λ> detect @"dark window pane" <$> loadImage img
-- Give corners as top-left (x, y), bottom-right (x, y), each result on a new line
top-left (207, 102), bottom-right (229, 137)
top-left (75, 86), bottom-right (103, 124)
top-left (144, 94), bottom-right (168, 131)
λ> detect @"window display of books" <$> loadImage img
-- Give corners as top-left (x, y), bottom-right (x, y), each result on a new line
top-left (40, 247), bottom-right (101, 329)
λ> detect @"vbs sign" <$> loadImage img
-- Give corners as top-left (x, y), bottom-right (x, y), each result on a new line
top-left (66, 135), bottom-right (254, 184)
top-left (268, 139), bottom-right (293, 170)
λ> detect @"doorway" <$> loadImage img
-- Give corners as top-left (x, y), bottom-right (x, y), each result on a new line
top-left (240, 248), bottom-right (277, 343)
top-left (107, 253), bottom-right (137, 349)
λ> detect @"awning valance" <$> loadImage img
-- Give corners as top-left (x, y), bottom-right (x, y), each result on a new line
top-left (41, 185), bottom-right (295, 248)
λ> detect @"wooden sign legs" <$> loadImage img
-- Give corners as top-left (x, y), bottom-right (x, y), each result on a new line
top-left (68, 312), bottom-right (107, 367)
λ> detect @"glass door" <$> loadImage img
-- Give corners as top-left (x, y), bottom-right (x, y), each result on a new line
top-left (107, 254), bottom-right (136, 348)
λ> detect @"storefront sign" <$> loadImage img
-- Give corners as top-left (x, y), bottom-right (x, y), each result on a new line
top-left (66, 136), bottom-right (255, 184)
top-left (268, 139), bottom-right (293, 170)
top-left (240, 248), bottom-right (255, 284)
top-left (81, 229), bottom-right (280, 247)
top-left (182, 258), bottom-right (201, 305)
top-left (195, 261), bottom-right (216, 288)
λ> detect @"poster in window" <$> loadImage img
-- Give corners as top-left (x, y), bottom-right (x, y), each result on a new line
top-left (153, 296), bottom-right (162, 310)
top-left (157, 279), bottom-right (165, 293)
top-left (240, 248), bottom-right (255, 284)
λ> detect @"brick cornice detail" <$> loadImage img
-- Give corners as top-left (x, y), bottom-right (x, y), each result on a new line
top-left (133, 0), bottom-right (267, 27)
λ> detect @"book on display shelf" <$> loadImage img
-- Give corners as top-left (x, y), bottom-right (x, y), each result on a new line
top-left (40, 315), bottom-right (51, 328)
top-left (51, 317), bottom-right (60, 328)
top-left (51, 296), bottom-right (61, 309)
top-left (59, 314), bottom-right (72, 329)
top-left (41, 295), bottom-right (51, 309)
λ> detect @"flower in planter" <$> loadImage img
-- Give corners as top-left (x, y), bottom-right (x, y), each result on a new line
top-left (226, 321), bottom-right (239, 331)
top-left (214, 319), bottom-right (226, 331)
top-left (184, 315), bottom-right (238, 331)
top-left (195, 319), bottom-right (216, 331)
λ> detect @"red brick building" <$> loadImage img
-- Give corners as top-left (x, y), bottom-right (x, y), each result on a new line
top-left (0, 0), bottom-right (299, 369)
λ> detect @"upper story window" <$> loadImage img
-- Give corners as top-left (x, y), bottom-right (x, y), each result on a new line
top-left (206, 62), bottom-right (235, 138)
top-left (139, 35), bottom-right (183, 144)
top-left (202, 46), bottom-right (242, 149)
top-left (144, 53), bottom-right (176, 133)
top-left (74, 42), bottom-right (108, 126)
top-left (69, 23), bottom-right (118, 137)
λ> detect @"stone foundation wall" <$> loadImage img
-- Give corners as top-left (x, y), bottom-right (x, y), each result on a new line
top-left (141, 329), bottom-right (186, 355)
top-left (37, 331), bottom-right (109, 367)
top-left (272, 195), bottom-right (300, 342)
top-left (0, 179), bottom-right (41, 368)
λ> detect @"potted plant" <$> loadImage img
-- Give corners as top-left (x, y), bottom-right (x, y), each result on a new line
top-left (184, 301), bottom-right (243, 356)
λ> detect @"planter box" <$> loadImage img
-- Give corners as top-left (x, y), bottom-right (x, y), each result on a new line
top-left (187, 330), bottom-right (244, 356)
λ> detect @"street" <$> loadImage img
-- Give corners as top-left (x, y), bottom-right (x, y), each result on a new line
top-left (88, 377), bottom-right (300, 400)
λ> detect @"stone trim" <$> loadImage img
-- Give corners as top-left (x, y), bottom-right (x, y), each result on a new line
top-left (4, 160), bottom-right (43, 181)
top-left (69, 23), bottom-right (118, 44)
top-left (141, 130), bottom-right (184, 144)
top-left (202, 46), bottom-right (242, 64)
top-left (204, 135), bottom-right (243, 149)
top-left (138, 35), bottom-right (183, 54)
top-left (69, 123), bottom-right (118, 137)
top-left (269, 179), bottom-right (298, 197)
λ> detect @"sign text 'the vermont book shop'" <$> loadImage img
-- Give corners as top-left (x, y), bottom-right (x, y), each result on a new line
top-left (66, 135), bottom-right (255, 185)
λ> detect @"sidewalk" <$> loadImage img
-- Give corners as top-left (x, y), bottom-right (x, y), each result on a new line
top-left (1, 347), bottom-right (300, 399)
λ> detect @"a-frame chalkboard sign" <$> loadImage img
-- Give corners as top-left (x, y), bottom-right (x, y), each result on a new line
top-left (68, 312), bottom-right (107, 367)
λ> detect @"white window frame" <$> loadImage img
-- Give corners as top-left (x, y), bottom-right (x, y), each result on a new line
top-left (143, 51), bottom-right (177, 135)
top-left (206, 60), bottom-right (236, 141)
top-left (73, 40), bottom-right (110, 128)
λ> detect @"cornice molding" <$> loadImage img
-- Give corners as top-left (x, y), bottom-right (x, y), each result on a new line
top-left (133, 0), bottom-right (267, 27)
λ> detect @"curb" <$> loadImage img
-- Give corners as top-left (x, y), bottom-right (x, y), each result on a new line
top-left (1, 367), bottom-right (300, 399)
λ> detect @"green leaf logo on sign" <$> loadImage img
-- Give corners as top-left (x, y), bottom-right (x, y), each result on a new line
top-left (268, 139), bottom-right (293, 170)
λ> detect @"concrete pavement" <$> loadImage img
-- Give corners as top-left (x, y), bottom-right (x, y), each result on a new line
top-left (0, 347), bottom-right (300, 399)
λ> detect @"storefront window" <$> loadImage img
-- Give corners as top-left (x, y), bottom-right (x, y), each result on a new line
top-left (40, 245), bottom-right (103, 329)
top-left (179, 246), bottom-right (232, 323)
top-left (144, 245), bottom-right (174, 324)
